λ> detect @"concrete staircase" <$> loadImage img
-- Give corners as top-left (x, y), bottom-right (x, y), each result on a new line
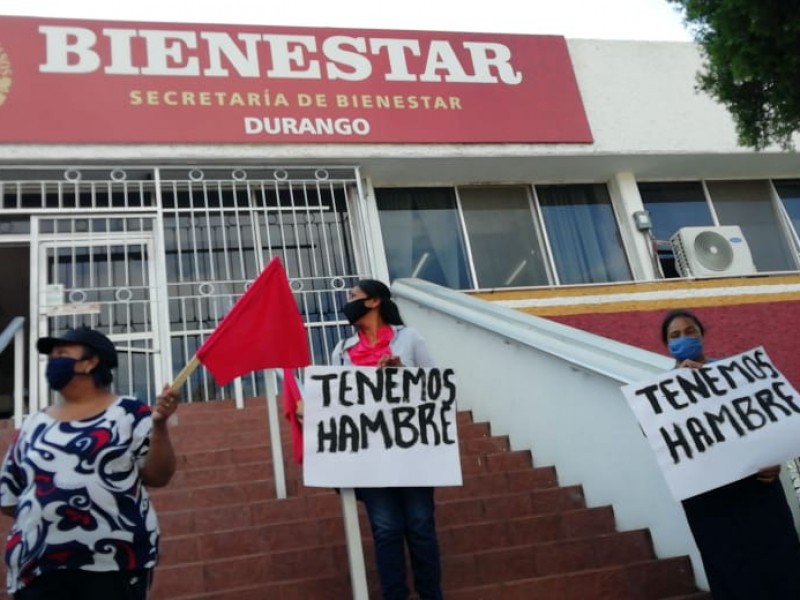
top-left (0, 399), bottom-right (710, 599)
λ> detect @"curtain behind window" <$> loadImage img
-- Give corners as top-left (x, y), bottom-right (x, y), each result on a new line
top-left (537, 184), bottom-right (631, 284)
top-left (376, 187), bottom-right (472, 289)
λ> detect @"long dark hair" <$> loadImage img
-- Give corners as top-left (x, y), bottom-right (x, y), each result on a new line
top-left (356, 279), bottom-right (404, 326)
top-left (660, 309), bottom-right (705, 345)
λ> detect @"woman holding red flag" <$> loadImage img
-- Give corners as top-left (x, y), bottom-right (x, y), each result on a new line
top-left (0, 327), bottom-right (178, 599)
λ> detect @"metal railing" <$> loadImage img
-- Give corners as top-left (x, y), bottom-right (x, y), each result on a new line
top-left (391, 278), bottom-right (709, 589)
top-left (0, 317), bottom-right (26, 428)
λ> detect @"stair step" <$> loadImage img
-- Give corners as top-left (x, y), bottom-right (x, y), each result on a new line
top-left (152, 464), bottom-right (568, 518)
top-left (153, 544), bottom-right (350, 596)
top-left (438, 507), bottom-right (616, 553)
top-left (439, 530), bottom-right (655, 589)
top-left (158, 575), bottom-right (351, 600)
top-left (436, 485), bottom-right (586, 527)
top-left (445, 557), bottom-right (696, 600)
top-left (155, 528), bottom-right (658, 598)
top-left (0, 401), bottom-right (705, 599)
top-left (162, 468), bottom-right (559, 501)
top-left (437, 467), bottom-right (558, 500)
top-left (160, 504), bottom-right (618, 566)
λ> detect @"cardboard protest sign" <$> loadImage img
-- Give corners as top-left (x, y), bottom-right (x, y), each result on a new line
top-left (302, 366), bottom-right (462, 488)
top-left (622, 347), bottom-right (800, 500)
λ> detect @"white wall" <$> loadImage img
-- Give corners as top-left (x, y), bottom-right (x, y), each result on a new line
top-left (392, 278), bottom-right (709, 590)
top-left (567, 40), bottom-right (743, 154)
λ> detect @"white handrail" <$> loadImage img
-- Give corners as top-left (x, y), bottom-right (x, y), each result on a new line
top-left (391, 278), bottom-right (709, 589)
top-left (0, 317), bottom-right (24, 354)
top-left (391, 278), bottom-right (672, 383)
top-left (0, 317), bottom-right (26, 429)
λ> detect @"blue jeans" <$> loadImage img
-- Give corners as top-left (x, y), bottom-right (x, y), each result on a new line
top-left (358, 487), bottom-right (443, 600)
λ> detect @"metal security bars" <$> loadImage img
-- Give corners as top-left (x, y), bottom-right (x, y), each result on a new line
top-left (158, 167), bottom-right (365, 402)
top-left (33, 216), bottom-right (160, 406)
top-left (0, 166), bottom-right (369, 408)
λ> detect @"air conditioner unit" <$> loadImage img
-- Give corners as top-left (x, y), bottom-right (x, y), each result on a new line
top-left (670, 226), bottom-right (756, 278)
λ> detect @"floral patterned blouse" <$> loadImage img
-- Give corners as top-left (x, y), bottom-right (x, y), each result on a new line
top-left (0, 396), bottom-right (158, 593)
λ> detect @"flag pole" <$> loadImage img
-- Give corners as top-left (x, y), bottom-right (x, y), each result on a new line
top-left (170, 355), bottom-right (201, 392)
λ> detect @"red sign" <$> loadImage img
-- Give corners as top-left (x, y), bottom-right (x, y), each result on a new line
top-left (0, 16), bottom-right (593, 144)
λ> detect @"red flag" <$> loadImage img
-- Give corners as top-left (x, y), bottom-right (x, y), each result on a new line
top-left (196, 258), bottom-right (310, 386)
top-left (282, 368), bottom-right (304, 464)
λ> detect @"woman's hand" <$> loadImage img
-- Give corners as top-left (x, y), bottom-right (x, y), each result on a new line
top-left (142, 384), bottom-right (178, 487)
top-left (678, 359), bottom-right (704, 369)
top-left (152, 385), bottom-right (180, 424)
top-left (296, 400), bottom-right (304, 423)
top-left (756, 465), bottom-right (781, 483)
top-left (377, 355), bottom-right (404, 368)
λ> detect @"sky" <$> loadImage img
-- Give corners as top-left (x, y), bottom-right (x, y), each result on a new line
top-left (1, 0), bottom-right (693, 42)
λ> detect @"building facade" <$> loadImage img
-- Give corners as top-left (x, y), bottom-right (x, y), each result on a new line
top-left (1, 15), bottom-right (799, 408)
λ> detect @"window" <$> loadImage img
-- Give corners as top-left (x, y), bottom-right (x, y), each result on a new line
top-left (376, 183), bottom-right (633, 290)
top-left (537, 184), bottom-right (632, 284)
top-left (770, 180), bottom-right (800, 257)
top-left (376, 188), bottom-right (472, 289)
top-left (639, 179), bottom-right (799, 277)
top-left (458, 186), bottom-right (550, 288)
top-left (707, 180), bottom-right (796, 272)
top-left (639, 182), bottom-right (713, 277)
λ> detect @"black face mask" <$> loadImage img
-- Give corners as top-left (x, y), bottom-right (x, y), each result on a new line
top-left (342, 298), bottom-right (371, 325)
top-left (46, 357), bottom-right (80, 391)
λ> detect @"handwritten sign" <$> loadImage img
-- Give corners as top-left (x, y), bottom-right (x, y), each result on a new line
top-left (303, 366), bottom-right (462, 488)
top-left (622, 347), bottom-right (800, 500)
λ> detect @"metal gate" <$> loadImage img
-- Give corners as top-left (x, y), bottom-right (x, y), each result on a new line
top-left (2, 165), bottom-right (373, 407)
top-left (157, 166), bottom-right (369, 402)
top-left (31, 215), bottom-right (163, 407)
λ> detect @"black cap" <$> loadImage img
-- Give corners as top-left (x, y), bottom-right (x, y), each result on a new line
top-left (36, 327), bottom-right (118, 369)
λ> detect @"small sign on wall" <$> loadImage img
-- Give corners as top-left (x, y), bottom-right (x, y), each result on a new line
top-left (42, 284), bottom-right (64, 307)
top-left (42, 303), bottom-right (102, 317)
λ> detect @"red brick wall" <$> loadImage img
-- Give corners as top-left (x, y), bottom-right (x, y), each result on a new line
top-left (549, 300), bottom-right (800, 387)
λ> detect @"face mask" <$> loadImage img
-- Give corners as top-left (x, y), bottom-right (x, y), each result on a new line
top-left (46, 357), bottom-right (80, 391)
top-left (668, 336), bottom-right (704, 362)
top-left (342, 298), bottom-right (371, 325)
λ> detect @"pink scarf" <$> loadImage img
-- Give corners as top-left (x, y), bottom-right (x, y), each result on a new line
top-left (347, 325), bottom-right (394, 367)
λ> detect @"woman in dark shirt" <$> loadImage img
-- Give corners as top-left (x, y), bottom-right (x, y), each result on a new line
top-left (662, 310), bottom-right (800, 599)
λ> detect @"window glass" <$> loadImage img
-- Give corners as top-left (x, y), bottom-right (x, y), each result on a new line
top-left (638, 182), bottom-right (714, 241)
top-left (458, 186), bottom-right (550, 288)
top-left (638, 182), bottom-right (714, 277)
top-left (707, 180), bottom-right (796, 272)
top-left (536, 184), bottom-right (631, 284)
top-left (773, 180), bottom-right (800, 251)
top-left (376, 188), bottom-right (472, 289)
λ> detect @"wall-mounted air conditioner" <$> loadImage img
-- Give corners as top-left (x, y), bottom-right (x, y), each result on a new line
top-left (670, 225), bottom-right (756, 278)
